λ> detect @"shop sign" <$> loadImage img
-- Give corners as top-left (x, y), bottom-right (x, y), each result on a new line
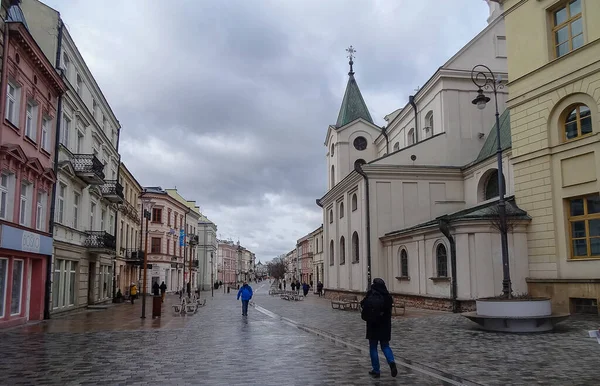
top-left (0, 225), bottom-right (52, 255)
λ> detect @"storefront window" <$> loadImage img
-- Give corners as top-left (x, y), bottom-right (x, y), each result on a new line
top-left (0, 258), bottom-right (7, 317)
top-left (11, 260), bottom-right (23, 315)
top-left (53, 259), bottom-right (77, 309)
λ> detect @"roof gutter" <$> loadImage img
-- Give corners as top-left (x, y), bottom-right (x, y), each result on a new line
top-left (409, 95), bottom-right (418, 143)
top-left (381, 126), bottom-right (389, 154)
top-left (439, 218), bottom-right (458, 313)
top-left (354, 163), bottom-right (372, 290)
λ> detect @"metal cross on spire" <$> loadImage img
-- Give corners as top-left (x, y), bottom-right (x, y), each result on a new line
top-left (346, 45), bottom-right (356, 76)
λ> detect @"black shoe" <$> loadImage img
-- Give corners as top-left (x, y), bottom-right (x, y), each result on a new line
top-left (390, 362), bottom-right (398, 378)
top-left (368, 370), bottom-right (380, 378)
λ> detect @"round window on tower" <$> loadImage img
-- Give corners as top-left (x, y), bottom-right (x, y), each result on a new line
top-left (353, 136), bottom-right (367, 151)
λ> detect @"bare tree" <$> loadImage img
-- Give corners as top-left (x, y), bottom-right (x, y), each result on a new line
top-left (267, 256), bottom-right (287, 280)
top-left (486, 203), bottom-right (521, 233)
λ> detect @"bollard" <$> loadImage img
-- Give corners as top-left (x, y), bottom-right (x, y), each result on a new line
top-left (152, 295), bottom-right (162, 318)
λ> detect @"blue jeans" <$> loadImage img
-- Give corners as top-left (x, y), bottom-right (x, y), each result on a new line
top-left (241, 300), bottom-right (249, 315)
top-left (369, 340), bottom-right (395, 373)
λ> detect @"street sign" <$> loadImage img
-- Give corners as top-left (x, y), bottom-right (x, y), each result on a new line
top-left (179, 229), bottom-right (185, 247)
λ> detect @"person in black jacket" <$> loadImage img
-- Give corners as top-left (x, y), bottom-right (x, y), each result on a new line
top-left (360, 278), bottom-right (398, 379)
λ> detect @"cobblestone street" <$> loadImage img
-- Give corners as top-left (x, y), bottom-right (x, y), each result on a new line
top-left (0, 285), bottom-right (442, 386)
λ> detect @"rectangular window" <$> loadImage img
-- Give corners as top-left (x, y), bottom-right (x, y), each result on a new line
top-left (73, 192), bottom-right (80, 228)
top-left (167, 239), bottom-right (170, 254)
top-left (61, 115), bottom-right (71, 148)
top-left (25, 101), bottom-right (38, 141)
top-left (19, 182), bottom-right (29, 226)
top-left (167, 210), bottom-right (171, 226)
top-left (552, 0), bottom-right (583, 58)
top-left (11, 259), bottom-right (24, 315)
top-left (90, 202), bottom-right (96, 230)
top-left (36, 190), bottom-right (45, 231)
top-left (76, 130), bottom-right (84, 153)
top-left (152, 208), bottom-right (162, 223)
top-left (0, 258), bottom-right (7, 318)
top-left (52, 259), bottom-right (77, 309)
top-left (101, 209), bottom-right (106, 231)
top-left (109, 213), bottom-right (114, 235)
top-left (41, 117), bottom-right (51, 151)
top-left (57, 183), bottom-right (65, 223)
top-left (0, 173), bottom-right (8, 219)
top-left (5, 82), bottom-right (20, 125)
top-left (151, 237), bottom-right (161, 253)
top-left (568, 194), bottom-right (600, 259)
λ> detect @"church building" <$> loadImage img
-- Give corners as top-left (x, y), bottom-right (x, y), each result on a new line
top-left (317, 3), bottom-right (531, 311)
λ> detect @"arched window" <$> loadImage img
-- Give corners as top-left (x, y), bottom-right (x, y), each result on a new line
top-left (352, 232), bottom-right (359, 263)
top-left (354, 159), bottom-right (366, 170)
top-left (329, 209), bottom-right (333, 224)
top-left (351, 194), bottom-right (358, 211)
top-left (330, 143), bottom-right (335, 156)
top-left (393, 142), bottom-right (400, 151)
top-left (339, 202), bottom-right (344, 218)
top-left (407, 128), bottom-right (415, 145)
top-left (331, 165), bottom-right (335, 187)
top-left (329, 240), bottom-right (334, 266)
top-left (436, 244), bottom-right (448, 277)
top-left (339, 236), bottom-right (346, 265)
top-left (483, 169), bottom-right (506, 200)
top-left (424, 111), bottom-right (434, 138)
top-left (400, 249), bottom-right (408, 277)
top-left (564, 104), bottom-right (592, 141)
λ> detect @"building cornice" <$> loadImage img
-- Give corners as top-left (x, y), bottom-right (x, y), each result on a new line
top-left (318, 171), bottom-right (362, 207)
top-left (362, 164), bottom-right (463, 181)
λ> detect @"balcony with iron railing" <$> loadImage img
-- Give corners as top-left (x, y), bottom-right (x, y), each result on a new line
top-left (84, 231), bottom-right (116, 252)
top-left (123, 248), bottom-right (144, 265)
top-left (72, 154), bottom-right (105, 185)
top-left (101, 180), bottom-right (124, 203)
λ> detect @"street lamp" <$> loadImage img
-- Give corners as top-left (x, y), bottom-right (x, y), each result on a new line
top-left (140, 198), bottom-right (155, 318)
top-left (210, 252), bottom-right (214, 297)
top-left (470, 64), bottom-right (512, 298)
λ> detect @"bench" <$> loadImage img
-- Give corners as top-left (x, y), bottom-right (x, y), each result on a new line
top-left (331, 295), bottom-right (359, 310)
top-left (392, 301), bottom-right (406, 316)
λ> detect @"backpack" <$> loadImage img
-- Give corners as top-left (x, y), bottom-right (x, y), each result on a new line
top-left (361, 291), bottom-right (386, 323)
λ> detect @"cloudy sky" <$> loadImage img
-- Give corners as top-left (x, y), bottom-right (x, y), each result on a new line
top-left (42, 0), bottom-right (490, 261)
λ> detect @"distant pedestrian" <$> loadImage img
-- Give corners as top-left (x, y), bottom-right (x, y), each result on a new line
top-left (291, 281), bottom-right (296, 292)
top-left (152, 281), bottom-right (160, 296)
top-left (302, 282), bottom-right (309, 297)
top-left (130, 283), bottom-right (137, 304)
top-left (317, 281), bottom-right (323, 297)
top-left (237, 281), bottom-right (253, 316)
top-left (283, 280), bottom-right (287, 290)
top-left (360, 278), bottom-right (397, 379)
top-left (160, 281), bottom-right (167, 303)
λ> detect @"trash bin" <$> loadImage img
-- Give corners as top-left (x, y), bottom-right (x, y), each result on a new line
top-left (152, 295), bottom-right (162, 318)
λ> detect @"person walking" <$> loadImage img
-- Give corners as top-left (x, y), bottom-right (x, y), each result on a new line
top-left (317, 281), bottom-right (324, 297)
top-left (302, 282), bottom-right (309, 297)
top-left (160, 281), bottom-right (167, 303)
top-left (360, 278), bottom-right (398, 379)
top-left (283, 279), bottom-right (286, 290)
top-left (291, 281), bottom-right (296, 292)
top-left (130, 283), bottom-right (137, 304)
top-left (152, 281), bottom-right (160, 296)
top-left (236, 281), bottom-right (253, 316)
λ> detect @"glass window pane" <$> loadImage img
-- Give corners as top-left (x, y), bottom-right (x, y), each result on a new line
top-left (11, 260), bottom-right (23, 314)
top-left (555, 26), bottom-right (569, 44)
top-left (565, 108), bottom-right (578, 123)
top-left (570, 199), bottom-right (584, 216)
top-left (556, 42), bottom-right (569, 57)
top-left (0, 259), bottom-right (7, 317)
top-left (591, 238), bottom-right (600, 256)
top-left (572, 221), bottom-right (587, 238)
top-left (569, 0), bottom-right (581, 16)
top-left (590, 220), bottom-right (600, 237)
top-left (587, 196), bottom-right (600, 214)
top-left (554, 7), bottom-right (567, 26)
top-left (571, 18), bottom-right (583, 37)
top-left (52, 267), bottom-right (60, 308)
top-left (565, 120), bottom-right (578, 138)
top-left (580, 116), bottom-right (592, 135)
top-left (573, 239), bottom-right (588, 256)
top-left (572, 34), bottom-right (584, 50)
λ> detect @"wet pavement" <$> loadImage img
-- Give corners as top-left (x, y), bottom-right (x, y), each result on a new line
top-left (0, 286), bottom-right (445, 385)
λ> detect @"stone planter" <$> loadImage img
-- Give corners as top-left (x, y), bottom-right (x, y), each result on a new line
top-left (462, 297), bottom-right (569, 333)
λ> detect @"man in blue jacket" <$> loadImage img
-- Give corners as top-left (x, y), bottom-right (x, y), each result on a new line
top-left (236, 281), bottom-right (253, 316)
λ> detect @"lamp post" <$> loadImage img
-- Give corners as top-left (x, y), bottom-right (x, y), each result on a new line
top-left (470, 64), bottom-right (512, 298)
top-left (140, 199), bottom-right (155, 318)
top-left (210, 252), bottom-right (214, 297)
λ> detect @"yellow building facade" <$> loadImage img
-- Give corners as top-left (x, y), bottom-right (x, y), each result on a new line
top-left (501, 0), bottom-right (600, 313)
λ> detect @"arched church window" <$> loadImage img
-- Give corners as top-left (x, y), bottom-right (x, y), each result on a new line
top-left (329, 240), bottom-right (334, 266)
top-left (436, 244), bottom-right (448, 277)
top-left (564, 104), bottom-right (592, 141)
top-left (339, 202), bottom-right (344, 219)
top-left (352, 194), bottom-right (357, 211)
top-left (408, 128), bottom-right (415, 145)
top-left (331, 143), bottom-right (335, 156)
top-left (393, 142), bottom-right (400, 151)
top-left (400, 249), bottom-right (408, 277)
top-left (352, 232), bottom-right (359, 263)
top-left (329, 209), bottom-right (333, 224)
top-left (339, 236), bottom-right (346, 265)
top-left (331, 165), bottom-right (335, 187)
top-left (484, 169), bottom-right (506, 200)
top-left (424, 111), bottom-right (434, 138)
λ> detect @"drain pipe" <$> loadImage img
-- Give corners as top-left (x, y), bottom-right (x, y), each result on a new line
top-left (409, 95), bottom-right (418, 143)
top-left (45, 19), bottom-right (65, 320)
top-left (439, 218), bottom-right (458, 313)
top-left (381, 126), bottom-right (389, 154)
top-left (354, 164), bottom-right (372, 290)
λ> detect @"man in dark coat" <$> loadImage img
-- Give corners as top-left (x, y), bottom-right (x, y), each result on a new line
top-left (152, 281), bottom-right (160, 296)
top-left (360, 278), bottom-right (398, 379)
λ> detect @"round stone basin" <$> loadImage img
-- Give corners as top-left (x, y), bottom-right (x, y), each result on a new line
top-left (475, 297), bottom-right (551, 318)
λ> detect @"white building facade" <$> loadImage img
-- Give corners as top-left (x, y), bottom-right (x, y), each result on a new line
top-left (197, 213), bottom-right (217, 291)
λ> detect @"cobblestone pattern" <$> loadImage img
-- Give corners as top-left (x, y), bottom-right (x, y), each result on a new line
top-left (256, 284), bottom-right (600, 385)
top-left (0, 291), bottom-right (442, 385)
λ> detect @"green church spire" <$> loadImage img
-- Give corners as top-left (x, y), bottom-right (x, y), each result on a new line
top-left (335, 46), bottom-right (374, 128)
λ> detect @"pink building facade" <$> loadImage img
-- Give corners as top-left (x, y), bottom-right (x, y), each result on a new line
top-left (217, 241), bottom-right (238, 285)
top-left (298, 236), bottom-right (313, 285)
top-left (0, 12), bottom-right (66, 328)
